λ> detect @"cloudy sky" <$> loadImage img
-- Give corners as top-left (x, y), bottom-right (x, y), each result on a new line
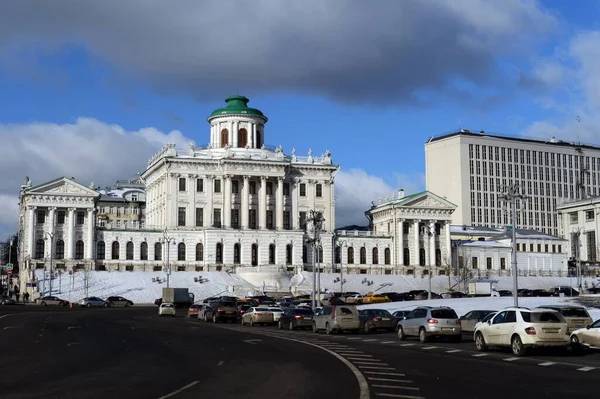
top-left (0, 0), bottom-right (598, 237)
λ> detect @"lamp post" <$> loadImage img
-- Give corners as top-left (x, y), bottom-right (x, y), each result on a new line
top-left (7, 238), bottom-right (13, 294)
top-left (572, 228), bottom-right (584, 293)
top-left (421, 225), bottom-right (433, 300)
top-left (306, 210), bottom-right (325, 309)
top-left (499, 183), bottom-right (529, 308)
top-left (162, 229), bottom-right (175, 289)
top-left (45, 232), bottom-right (54, 296)
top-left (335, 237), bottom-right (347, 293)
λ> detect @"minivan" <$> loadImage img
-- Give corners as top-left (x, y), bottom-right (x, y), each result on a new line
top-left (313, 305), bottom-right (360, 334)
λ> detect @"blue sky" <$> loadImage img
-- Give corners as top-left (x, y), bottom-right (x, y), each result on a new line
top-left (1, 0), bottom-right (600, 236)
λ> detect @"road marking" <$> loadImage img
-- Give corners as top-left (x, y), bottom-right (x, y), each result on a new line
top-left (381, 341), bottom-right (395, 344)
top-left (578, 366), bottom-right (595, 372)
top-left (348, 337), bottom-right (362, 340)
top-left (3, 326), bottom-right (21, 330)
top-left (364, 372), bottom-right (406, 377)
top-left (0, 315), bottom-right (14, 320)
top-left (373, 385), bottom-right (419, 391)
top-left (504, 357), bottom-right (520, 362)
top-left (472, 353), bottom-right (488, 357)
top-left (400, 343), bottom-right (415, 346)
top-left (369, 378), bottom-right (413, 383)
top-left (358, 365), bottom-right (396, 370)
top-left (67, 343), bottom-right (79, 347)
top-left (355, 361), bottom-right (387, 365)
top-left (243, 339), bottom-right (262, 345)
top-left (538, 362), bottom-right (555, 367)
top-left (217, 361), bottom-right (224, 366)
top-left (422, 346), bottom-right (437, 350)
top-left (363, 339), bottom-right (378, 342)
top-left (338, 353), bottom-right (372, 357)
top-left (67, 326), bottom-right (81, 330)
top-left (157, 381), bottom-right (199, 399)
top-left (375, 394), bottom-right (425, 398)
top-left (446, 349), bottom-right (462, 353)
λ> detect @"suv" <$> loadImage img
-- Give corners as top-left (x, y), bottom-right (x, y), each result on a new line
top-left (312, 305), bottom-right (360, 334)
top-left (474, 307), bottom-right (569, 356)
top-left (537, 305), bottom-right (592, 333)
top-left (202, 301), bottom-right (238, 323)
top-left (397, 306), bottom-right (462, 343)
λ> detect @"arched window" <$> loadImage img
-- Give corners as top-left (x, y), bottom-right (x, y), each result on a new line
top-left (238, 128), bottom-right (248, 148)
top-left (372, 247), bottom-right (379, 265)
top-left (334, 246), bottom-right (341, 264)
top-left (178, 243), bottom-right (186, 261)
top-left (251, 244), bottom-right (258, 266)
top-left (317, 246), bottom-right (323, 263)
top-left (140, 242), bottom-right (148, 260)
top-left (216, 243), bottom-right (223, 264)
top-left (419, 248), bottom-right (426, 266)
top-left (233, 243), bottom-right (241, 264)
top-left (256, 129), bottom-right (262, 148)
top-left (435, 249), bottom-right (442, 266)
top-left (96, 241), bottom-right (105, 260)
top-left (220, 128), bottom-right (229, 147)
top-left (302, 245), bottom-right (308, 263)
top-left (154, 242), bottom-right (162, 261)
top-left (384, 248), bottom-right (391, 265)
top-left (347, 247), bottom-right (354, 264)
top-left (75, 240), bottom-right (84, 260)
top-left (111, 241), bottom-right (120, 260)
top-left (35, 239), bottom-right (45, 259)
top-left (269, 244), bottom-right (275, 264)
top-left (403, 248), bottom-right (410, 266)
top-left (196, 243), bottom-right (204, 261)
top-left (360, 247), bottom-right (366, 264)
top-left (286, 244), bottom-right (293, 265)
top-left (126, 241), bottom-right (134, 260)
top-left (55, 239), bottom-right (65, 259)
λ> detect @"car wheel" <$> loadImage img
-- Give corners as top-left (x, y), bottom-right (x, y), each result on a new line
top-left (326, 323), bottom-right (332, 335)
top-left (250, 318), bottom-right (254, 327)
top-left (312, 322), bottom-right (318, 333)
top-left (364, 323), bottom-right (371, 334)
top-left (570, 335), bottom-right (582, 353)
top-left (103, 303), bottom-right (109, 308)
top-left (419, 328), bottom-right (429, 343)
top-left (240, 318), bottom-right (245, 325)
top-left (86, 303), bottom-right (91, 308)
top-left (278, 321), bottom-right (283, 330)
top-left (475, 333), bottom-right (487, 351)
top-left (41, 302), bottom-right (47, 306)
top-left (1, 301), bottom-right (5, 305)
top-left (203, 314), bottom-right (208, 322)
top-left (511, 335), bottom-right (526, 357)
top-left (398, 326), bottom-right (406, 340)
top-left (212, 315), bottom-right (218, 323)
top-left (289, 322), bottom-right (294, 331)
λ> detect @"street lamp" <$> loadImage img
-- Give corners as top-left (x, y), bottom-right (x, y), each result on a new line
top-left (335, 236), bottom-right (347, 293)
top-left (499, 183), bottom-right (529, 307)
top-left (306, 210), bottom-right (325, 309)
top-left (44, 232), bottom-right (54, 296)
top-left (162, 229), bottom-right (175, 289)
top-left (421, 224), bottom-right (434, 300)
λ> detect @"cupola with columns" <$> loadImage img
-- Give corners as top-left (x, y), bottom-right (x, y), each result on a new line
top-left (207, 95), bottom-right (267, 149)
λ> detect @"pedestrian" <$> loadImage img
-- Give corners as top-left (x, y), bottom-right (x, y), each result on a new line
top-left (15, 292), bottom-right (20, 303)
top-left (24, 292), bottom-right (30, 303)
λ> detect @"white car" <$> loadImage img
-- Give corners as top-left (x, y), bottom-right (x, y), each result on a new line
top-left (474, 307), bottom-right (569, 356)
top-left (159, 302), bottom-right (176, 317)
top-left (269, 308), bottom-right (284, 322)
top-left (570, 319), bottom-right (600, 350)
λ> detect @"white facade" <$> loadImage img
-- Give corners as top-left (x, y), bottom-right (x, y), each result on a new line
top-left (556, 197), bottom-right (600, 265)
top-left (425, 130), bottom-right (600, 236)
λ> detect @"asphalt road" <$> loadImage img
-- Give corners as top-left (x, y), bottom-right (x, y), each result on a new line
top-left (0, 307), bottom-right (358, 399)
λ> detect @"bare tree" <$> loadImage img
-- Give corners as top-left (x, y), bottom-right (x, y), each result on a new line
top-left (455, 247), bottom-right (473, 293)
top-left (81, 265), bottom-right (95, 298)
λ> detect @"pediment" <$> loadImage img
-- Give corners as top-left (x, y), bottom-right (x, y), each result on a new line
top-left (400, 191), bottom-right (456, 210)
top-left (27, 177), bottom-right (100, 197)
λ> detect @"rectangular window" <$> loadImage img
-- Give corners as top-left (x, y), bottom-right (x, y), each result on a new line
top-left (214, 179), bottom-right (221, 193)
top-left (537, 244), bottom-right (541, 252)
top-left (196, 178), bottom-right (204, 192)
top-left (472, 257), bottom-right (478, 269)
top-left (316, 184), bottom-right (323, 197)
top-left (586, 210), bottom-right (595, 221)
top-left (195, 208), bottom-right (203, 227)
top-left (500, 258), bottom-right (506, 270)
top-left (299, 211), bottom-right (307, 229)
top-left (486, 257), bottom-right (492, 270)
top-left (249, 209), bottom-right (257, 229)
top-left (131, 194), bottom-right (138, 201)
top-left (266, 210), bottom-right (274, 229)
top-left (266, 182), bottom-right (273, 195)
top-left (530, 244), bottom-right (534, 252)
top-left (249, 181), bottom-right (257, 195)
top-left (283, 183), bottom-right (290, 196)
top-left (213, 208), bottom-right (222, 228)
top-left (37, 209), bottom-right (46, 225)
top-left (178, 207), bottom-right (186, 226)
top-left (179, 177), bottom-right (186, 192)
top-left (115, 220), bottom-right (121, 228)
top-left (57, 210), bottom-right (65, 224)
top-left (300, 183), bottom-right (306, 197)
top-left (283, 211), bottom-right (290, 229)
top-left (232, 209), bottom-right (239, 228)
top-left (558, 244), bottom-right (562, 253)
top-left (232, 180), bottom-right (239, 194)
top-left (544, 244), bottom-right (548, 252)
top-left (587, 231), bottom-right (597, 261)
top-left (76, 211), bottom-right (85, 225)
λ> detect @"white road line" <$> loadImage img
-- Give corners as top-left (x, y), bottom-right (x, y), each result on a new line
top-left (472, 353), bottom-right (488, 357)
top-left (354, 361), bottom-right (387, 365)
top-left (369, 378), bottom-right (413, 383)
top-left (348, 337), bottom-right (362, 340)
top-left (503, 357), bottom-right (520, 362)
top-left (422, 346), bottom-right (437, 350)
top-left (577, 366), bottom-right (595, 372)
top-left (358, 365), bottom-right (396, 370)
top-left (67, 326), bottom-right (81, 330)
top-left (538, 362), bottom-right (555, 367)
top-left (446, 349), bottom-right (462, 353)
top-left (365, 372), bottom-right (406, 377)
top-left (338, 353), bottom-right (372, 357)
top-left (400, 343), bottom-right (415, 346)
top-left (372, 385), bottom-right (419, 391)
top-left (157, 381), bottom-right (199, 399)
top-left (3, 326), bottom-right (21, 330)
top-left (375, 393), bottom-right (426, 399)
top-left (381, 341), bottom-right (395, 344)
top-left (363, 339), bottom-right (378, 342)
top-left (66, 343), bottom-right (79, 347)
top-left (217, 361), bottom-right (224, 366)
top-left (348, 357), bottom-right (379, 362)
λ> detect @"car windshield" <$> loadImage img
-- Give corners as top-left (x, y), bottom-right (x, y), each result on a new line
top-left (220, 301), bottom-right (236, 307)
top-left (522, 311), bottom-right (564, 323)
top-left (431, 309), bottom-right (458, 319)
top-left (255, 307), bottom-right (270, 311)
top-left (269, 308), bottom-right (283, 312)
top-left (162, 304), bottom-right (173, 308)
top-left (559, 308), bottom-right (589, 318)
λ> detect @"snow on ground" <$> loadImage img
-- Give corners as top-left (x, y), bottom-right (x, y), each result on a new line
top-left (34, 270), bottom-right (258, 304)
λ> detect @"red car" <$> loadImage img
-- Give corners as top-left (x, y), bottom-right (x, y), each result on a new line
top-left (187, 304), bottom-right (203, 318)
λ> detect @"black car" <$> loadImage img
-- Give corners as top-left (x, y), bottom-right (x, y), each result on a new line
top-left (529, 289), bottom-right (553, 297)
top-left (106, 296), bottom-right (134, 307)
top-left (380, 292), bottom-right (412, 302)
top-left (278, 307), bottom-right (315, 330)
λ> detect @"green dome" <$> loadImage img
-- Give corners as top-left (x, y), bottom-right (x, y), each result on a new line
top-left (207, 95), bottom-right (267, 122)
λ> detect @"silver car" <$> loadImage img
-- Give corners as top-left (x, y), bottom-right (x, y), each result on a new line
top-left (79, 297), bottom-right (109, 308)
top-left (397, 306), bottom-right (462, 343)
top-left (312, 305), bottom-right (360, 334)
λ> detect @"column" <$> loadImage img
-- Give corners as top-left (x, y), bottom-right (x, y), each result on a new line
top-left (322, 180), bottom-right (332, 231)
top-left (229, 121), bottom-right (234, 145)
top-left (47, 207), bottom-right (56, 257)
top-left (233, 121), bottom-right (239, 147)
top-left (397, 218), bottom-right (404, 266)
top-left (445, 220), bottom-right (452, 261)
top-left (67, 208), bottom-right (75, 259)
top-left (276, 177), bottom-right (284, 230)
top-left (412, 219), bottom-right (420, 266)
top-left (291, 179), bottom-right (299, 230)
top-left (205, 176), bottom-right (214, 227)
top-left (252, 124), bottom-right (257, 148)
top-left (259, 176), bottom-right (267, 229)
top-left (308, 180), bottom-right (315, 208)
top-left (27, 206), bottom-right (36, 258)
top-left (429, 220), bottom-right (436, 267)
top-left (223, 175), bottom-right (232, 228)
top-left (241, 176), bottom-right (249, 229)
top-left (86, 208), bottom-right (94, 259)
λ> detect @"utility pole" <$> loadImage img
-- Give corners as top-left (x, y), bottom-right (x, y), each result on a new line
top-left (307, 210), bottom-right (325, 309)
top-left (499, 183), bottom-right (529, 307)
top-left (421, 225), bottom-right (433, 300)
top-left (573, 228), bottom-right (584, 292)
top-left (162, 229), bottom-right (175, 289)
top-left (45, 232), bottom-right (54, 296)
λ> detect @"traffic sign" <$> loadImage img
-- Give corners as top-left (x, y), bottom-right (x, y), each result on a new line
top-left (7, 270), bottom-right (12, 275)
top-left (6, 263), bottom-right (13, 271)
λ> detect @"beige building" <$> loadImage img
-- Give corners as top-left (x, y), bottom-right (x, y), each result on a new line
top-left (425, 129), bottom-right (600, 236)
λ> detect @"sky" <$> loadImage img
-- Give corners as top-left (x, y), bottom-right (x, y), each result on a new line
top-left (1, 0), bottom-right (600, 238)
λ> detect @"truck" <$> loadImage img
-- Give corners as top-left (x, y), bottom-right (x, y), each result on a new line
top-left (468, 282), bottom-right (499, 297)
top-left (162, 288), bottom-right (195, 308)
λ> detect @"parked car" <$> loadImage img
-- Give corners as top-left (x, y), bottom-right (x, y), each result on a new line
top-left (392, 310), bottom-right (412, 330)
top-left (537, 305), bottom-right (593, 333)
top-left (79, 297), bottom-right (108, 308)
top-left (241, 307), bottom-right (275, 326)
top-left (397, 306), bottom-right (462, 343)
top-left (0, 295), bottom-right (16, 305)
top-left (154, 298), bottom-right (163, 306)
top-left (529, 289), bottom-right (553, 297)
top-left (586, 287), bottom-right (600, 294)
top-left (497, 290), bottom-right (513, 297)
top-left (187, 304), bottom-right (204, 318)
top-left (459, 310), bottom-right (497, 333)
top-left (278, 307), bottom-right (315, 330)
top-left (415, 292), bottom-right (443, 300)
top-left (359, 309), bottom-right (396, 333)
top-left (36, 296), bottom-right (69, 306)
top-left (380, 292), bottom-right (412, 302)
top-left (550, 286), bottom-right (579, 297)
top-left (158, 302), bottom-right (176, 316)
top-left (312, 305), bottom-right (360, 334)
top-left (344, 294), bottom-right (363, 304)
top-left (106, 296), bottom-right (134, 307)
top-left (570, 319), bottom-right (600, 351)
top-left (474, 311), bottom-right (498, 331)
top-left (361, 294), bottom-right (390, 304)
top-left (268, 307), bottom-right (284, 322)
top-left (201, 301), bottom-right (238, 323)
top-left (474, 307), bottom-right (569, 356)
